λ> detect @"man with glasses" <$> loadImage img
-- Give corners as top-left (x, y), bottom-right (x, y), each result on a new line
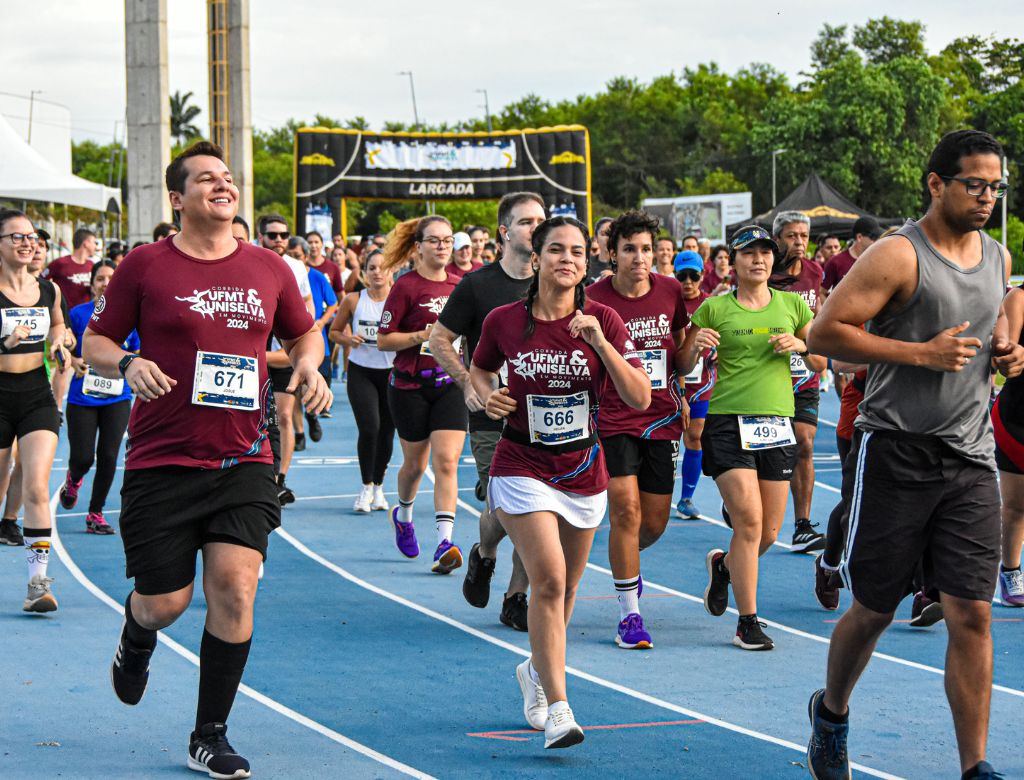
top-left (805, 130), bottom-right (1015, 780)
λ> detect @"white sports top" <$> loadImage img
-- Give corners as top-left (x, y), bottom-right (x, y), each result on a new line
top-left (349, 290), bottom-right (394, 370)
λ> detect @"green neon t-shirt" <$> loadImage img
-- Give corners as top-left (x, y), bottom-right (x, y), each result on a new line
top-left (690, 289), bottom-right (813, 417)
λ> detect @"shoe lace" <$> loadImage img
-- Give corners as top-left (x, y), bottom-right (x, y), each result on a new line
top-left (89, 513), bottom-right (108, 525)
top-left (1005, 568), bottom-right (1024, 592)
top-left (622, 613), bottom-right (644, 632)
top-left (811, 722), bottom-right (848, 768)
top-left (548, 706), bottom-right (573, 726)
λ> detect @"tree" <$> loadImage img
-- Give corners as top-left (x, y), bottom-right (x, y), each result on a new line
top-left (810, 24), bottom-right (852, 71)
top-left (170, 90), bottom-right (202, 146)
top-left (851, 17), bottom-right (927, 64)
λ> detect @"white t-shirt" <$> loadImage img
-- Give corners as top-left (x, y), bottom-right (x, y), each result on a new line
top-left (283, 256), bottom-right (312, 298)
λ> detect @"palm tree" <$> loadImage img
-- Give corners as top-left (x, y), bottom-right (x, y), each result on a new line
top-left (169, 90), bottom-right (202, 145)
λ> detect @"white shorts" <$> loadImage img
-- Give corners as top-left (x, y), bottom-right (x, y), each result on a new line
top-left (488, 476), bottom-right (607, 530)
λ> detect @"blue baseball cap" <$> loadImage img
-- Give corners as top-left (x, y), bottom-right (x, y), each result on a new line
top-left (673, 250), bottom-right (704, 274)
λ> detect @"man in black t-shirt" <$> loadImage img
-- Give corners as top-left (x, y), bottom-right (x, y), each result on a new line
top-left (429, 192), bottom-right (546, 631)
top-left (586, 217), bottom-right (614, 282)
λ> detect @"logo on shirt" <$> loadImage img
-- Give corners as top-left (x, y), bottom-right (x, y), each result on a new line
top-left (174, 287), bottom-right (267, 324)
top-left (381, 310), bottom-right (393, 327)
top-left (625, 314), bottom-right (671, 345)
top-left (93, 295), bottom-right (106, 316)
top-left (508, 349), bottom-right (592, 380)
top-left (69, 272), bottom-right (92, 287)
top-left (418, 295), bottom-right (449, 316)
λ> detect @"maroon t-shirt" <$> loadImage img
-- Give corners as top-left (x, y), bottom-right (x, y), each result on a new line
top-left (473, 299), bottom-right (642, 495)
top-left (587, 274), bottom-right (688, 440)
top-left (770, 257), bottom-right (823, 392)
top-left (88, 239), bottom-right (313, 470)
top-left (310, 257), bottom-right (343, 296)
top-left (43, 255), bottom-right (94, 307)
top-left (378, 269), bottom-right (459, 390)
top-left (822, 249), bottom-right (856, 292)
top-left (682, 291), bottom-right (716, 402)
top-left (448, 260), bottom-right (484, 280)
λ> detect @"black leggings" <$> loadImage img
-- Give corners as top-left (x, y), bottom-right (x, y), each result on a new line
top-left (823, 434), bottom-right (852, 567)
top-left (66, 400), bottom-right (131, 514)
top-left (346, 362), bottom-right (395, 484)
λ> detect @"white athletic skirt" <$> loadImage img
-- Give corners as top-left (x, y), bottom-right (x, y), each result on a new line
top-left (488, 476), bottom-right (607, 530)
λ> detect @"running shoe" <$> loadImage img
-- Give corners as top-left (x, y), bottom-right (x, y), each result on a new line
top-left (370, 485), bottom-right (388, 511)
top-left (431, 540), bottom-right (463, 574)
top-left (111, 617), bottom-right (152, 705)
top-left (293, 432), bottom-right (306, 452)
top-left (306, 414), bottom-right (323, 443)
top-left (462, 543), bottom-right (496, 608)
top-left (319, 409), bottom-right (332, 419)
top-left (544, 704), bottom-right (585, 749)
top-left (86, 512), bottom-right (116, 535)
top-left (276, 476), bottom-right (295, 507)
top-left (59, 472), bottom-right (83, 510)
top-left (474, 480), bottom-right (486, 502)
top-left (792, 518), bottom-right (826, 553)
top-left (187, 722), bottom-right (251, 779)
top-left (615, 613), bottom-right (653, 649)
top-left (390, 508), bottom-right (419, 558)
top-left (675, 497), bottom-right (702, 519)
top-left (807, 689), bottom-right (850, 780)
top-left (703, 549), bottom-right (730, 616)
top-left (0, 517), bottom-right (23, 546)
top-left (23, 575), bottom-right (58, 613)
top-left (353, 485), bottom-right (372, 513)
top-left (734, 615), bottom-right (774, 651)
top-left (998, 566), bottom-right (1024, 607)
top-left (515, 658), bottom-right (548, 730)
top-left (909, 591), bottom-right (944, 627)
top-left (500, 592), bottom-right (529, 631)
top-left (721, 501), bottom-right (732, 528)
top-left (814, 554), bottom-right (841, 611)
top-left (962, 761), bottom-right (1004, 780)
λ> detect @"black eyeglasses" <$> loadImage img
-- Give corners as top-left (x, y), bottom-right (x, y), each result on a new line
top-left (1, 232), bottom-right (39, 244)
top-left (677, 270), bottom-right (702, 282)
top-left (940, 176), bottom-right (1008, 199)
top-left (264, 231), bottom-right (290, 240)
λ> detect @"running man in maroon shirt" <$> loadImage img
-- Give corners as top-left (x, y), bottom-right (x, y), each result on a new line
top-left (84, 141), bottom-right (330, 779)
top-left (43, 227), bottom-right (96, 308)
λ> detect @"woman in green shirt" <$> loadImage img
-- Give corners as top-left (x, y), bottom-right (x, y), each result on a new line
top-left (680, 225), bottom-right (814, 651)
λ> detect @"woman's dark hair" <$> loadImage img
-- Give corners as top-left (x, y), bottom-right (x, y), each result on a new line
top-left (710, 244), bottom-right (729, 260)
top-left (523, 216), bottom-right (591, 338)
top-left (0, 208), bottom-right (28, 235)
top-left (607, 209), bottom-right (660, 271)
top-left (90, 259), bottom-right (118, 286)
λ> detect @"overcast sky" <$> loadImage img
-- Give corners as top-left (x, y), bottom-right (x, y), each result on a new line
top-left (6, 1), bottom-right (1022, 144)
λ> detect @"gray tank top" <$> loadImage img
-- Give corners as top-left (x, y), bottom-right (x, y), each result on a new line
top-left (856, 219), bottom-right (1005, 469)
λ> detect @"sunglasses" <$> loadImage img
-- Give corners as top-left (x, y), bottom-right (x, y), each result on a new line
top-left (677, 270), bottom-right (701, 282)
top-left (264, 231), bottom-right (290, 240)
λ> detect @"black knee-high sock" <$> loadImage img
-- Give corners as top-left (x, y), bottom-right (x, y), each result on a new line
top-left (124, 593), bottom-right (157, 650)
top-left (196, 629), bottom-right (251, 730)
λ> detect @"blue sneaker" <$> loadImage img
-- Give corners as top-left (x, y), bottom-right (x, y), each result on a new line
top-left (431, 540), bottom-right (463, 574)
top-left (675, 497), bottom-right (702, 519)
top-left (390, 507), bottom-right (419, 559)
top-left (807, 689), bottom-right (850, 780)
top-left (615, 613), bottom-right (652, 649)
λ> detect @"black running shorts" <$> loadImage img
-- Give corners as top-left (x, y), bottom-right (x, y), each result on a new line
top-left (793, 387), bottom-right (819, 427)
top-left (841, 429), bottom-right (1000, 613)
top-left (387, 382), bottom-right (468, 442)
top-left (268, 366), bottom-right (293, 394)
top-left (0, 367), bottom-right (61, 448)
top-left (120, 462), bottom-right (281, 595)
top-left (700, 413), bottom-right (798, 482)
top-left (601, 434), bottom-right (678, 494)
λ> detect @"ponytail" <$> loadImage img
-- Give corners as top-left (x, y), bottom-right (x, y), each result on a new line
top-left (380, 215), bottom-right (451, 274)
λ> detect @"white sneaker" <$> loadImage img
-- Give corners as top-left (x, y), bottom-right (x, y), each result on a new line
top-left (515, 658), bottom-right (548, 730)
top-left (544, 702), bottom-right (584, 749)
top-left (23, 574), bottom-right (58, 613)
top-left (371, 485), bottom-right (388, 511)
top-left (353, 484), bottom-right (373, 513)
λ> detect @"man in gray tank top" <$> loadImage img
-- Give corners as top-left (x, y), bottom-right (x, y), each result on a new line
top-left (803, 130), bottom-right (1021, 780)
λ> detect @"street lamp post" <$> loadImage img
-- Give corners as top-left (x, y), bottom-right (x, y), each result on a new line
top-left (1002, 155), bottom-right (1009, 248)
top-left (476, 88), bottom-right (492, 133)
top-left (772, 148), bottom-right (787, 208)
top-left (398, 71), bottom-right (420, 130)
top-left (27, 90), bottom-right (43, 144)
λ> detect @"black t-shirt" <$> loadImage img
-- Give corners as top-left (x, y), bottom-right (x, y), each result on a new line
top-left (586, 257), bottom-right (612, 283)
top-left (437, 261), bottom-right (533, 432)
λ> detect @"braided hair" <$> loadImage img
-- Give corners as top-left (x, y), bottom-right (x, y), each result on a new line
top-left (523, 216), bottom-right (591, 338)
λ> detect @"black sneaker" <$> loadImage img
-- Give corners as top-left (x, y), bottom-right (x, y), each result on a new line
top-left (909, 590), bottom-right (944, 627)
top-left (814, 554), bottom-right (841, 611)
top-left (474, 480), bottom-right (486, 502)
top-left (293, 432), bottom-right (306, 452)
top-left (807, 689), bottom-right (850, 780)
top-left (276, 474), bottom-right (295, 507)
top-left (500, 592), bottom-right (529, 631)
top-left (734, 615), bottom-right (774, 651)
top-left (703, 549), bottom-right (730, 616)
top-left (463, 543), bottom-right (496, 608)
top-left (111, 618), bottom-right (153, 705)
top-left (792, 518), bottom-right (826, 553)
top-left (0, 517), bottom-right (23, 546)
top-left (319, 409), bottom-right (332, 419)
top-left (187, 722), bottom-right (251, 779)
top-left (306, 414), bottom-right (322, 443)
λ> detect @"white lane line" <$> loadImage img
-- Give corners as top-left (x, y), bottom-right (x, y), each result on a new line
top-left (275, 525), bottom-right (899, 780)
top-left (47, 490), bottom-right (434, 780)
top-left (819, 417), bottom-right (838, 428)
top-left (428, 469), bottom-right (1024, 701)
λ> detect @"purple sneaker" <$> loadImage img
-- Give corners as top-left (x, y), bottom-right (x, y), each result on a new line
top-left (615, 613), bottom-right (653, 649)
top-left (390, 507), bottom-right (419, 559)
top-left (59, 472), bottom-right (83, 510)
top-left (999, 566), bottom-right (1024, 607)
top-left (431, 540), bottom-right (463, 574)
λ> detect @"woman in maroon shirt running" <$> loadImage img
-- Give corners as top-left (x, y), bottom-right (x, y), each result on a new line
top-left (377, 217), bottom-right (467, 574)
top-left (471, 217), bottom-right (650, 749)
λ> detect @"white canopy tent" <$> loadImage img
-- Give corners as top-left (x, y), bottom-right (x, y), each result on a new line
top-left (0, 112), bottom-right (120, 214)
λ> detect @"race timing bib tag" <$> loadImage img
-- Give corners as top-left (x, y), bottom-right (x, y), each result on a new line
top-left (526, 392), bottom-right (590, 445)
top-left (1, 307), bottom-right (49, 343)
top-left (790, 353), bottom-right (810, 378)
top-left (82, 369), bottom-right (124, 398)
top-left (355, 319), bottom-right (379, 346)
top-left (420, 335), bottom-right (462, 356)
top-left (192, 351), bottom-right (259, 411)
top-left (683, 356), bottom-right (704, 384)
top-left (638, 349), bottom-right (668, 390)
top-left (738, 415), bottom-right (796, 451)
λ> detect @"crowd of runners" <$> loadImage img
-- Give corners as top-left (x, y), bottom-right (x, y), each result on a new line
top-left (0, 128), bottom-right (1017, 780)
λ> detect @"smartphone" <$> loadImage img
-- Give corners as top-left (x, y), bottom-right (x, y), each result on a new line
top-left (54, 348), bottom-right (66, 369)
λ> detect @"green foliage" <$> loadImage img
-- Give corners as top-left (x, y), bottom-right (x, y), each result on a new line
top-left (851, 17), bottom-right (927, 63)
top-left (169, 90), bottom-right (202, 146)
top-left (987, 214), bottom-right (1024, 274)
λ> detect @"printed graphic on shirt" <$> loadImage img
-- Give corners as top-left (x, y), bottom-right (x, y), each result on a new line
top-left (418, 295), bottom-right (449, 316)
top-left (173, 286), bottom-right (268, 325)
top-left (508, 348), bottom-right (593, 381)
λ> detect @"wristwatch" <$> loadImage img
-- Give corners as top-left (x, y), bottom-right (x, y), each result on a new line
top-left (118, 353), bottom-right (139, 376)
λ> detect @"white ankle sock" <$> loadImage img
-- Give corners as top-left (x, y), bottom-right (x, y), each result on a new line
top-left (435, 512), bottom-right (454, 545)
top-left (614, 576), bottom-right (640, 620)
top-left (398, 499), bottom-right (414, 523)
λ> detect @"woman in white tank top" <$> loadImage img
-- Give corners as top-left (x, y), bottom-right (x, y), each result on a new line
top-left (330, 250), bottom-right (397, 511)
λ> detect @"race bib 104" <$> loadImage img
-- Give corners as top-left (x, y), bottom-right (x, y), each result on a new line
top-left (355, 319), bottom-right (379, 346)
top-left (192, 351), bottom-right (259, 411)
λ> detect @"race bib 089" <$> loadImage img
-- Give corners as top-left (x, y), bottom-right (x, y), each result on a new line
top-left (82, 369), bottom-right (124, 398)
top-left (192, 351), bottom-right (259, 411)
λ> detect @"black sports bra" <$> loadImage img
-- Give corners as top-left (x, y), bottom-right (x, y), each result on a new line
top-left (0, 279), bottom-right (57, 355)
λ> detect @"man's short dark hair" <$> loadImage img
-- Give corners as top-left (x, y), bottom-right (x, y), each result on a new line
top-left (682, 234), bottom-right (698, 245)
top-left (927, 130), bottom-right (1003, 179)
top-left (165, 140), bottom-right (226, 195)
top-left (497, 192), bottom-right (545, 241)
top-left (72, 227), bottom-right (96, 250)
top-left (232, 216), bottom-right (250, 240)
top-left (607, 210), bottom-right (661, 255)
top-left (821, 234), bottom-right (841, 244)
top-left (656, 236), bottom-right (675, 247)
top-left (152, 221), bottom-right (177, 241)
top-left (257, 213), bottom-right (289, 235)
top-left (468, 225), bottom-right (487, 238)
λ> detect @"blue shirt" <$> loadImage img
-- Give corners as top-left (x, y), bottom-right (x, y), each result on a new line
top-left (308, 267), bottom-right (338, 353)
top-left (67, 301), bottom-right (140, 407)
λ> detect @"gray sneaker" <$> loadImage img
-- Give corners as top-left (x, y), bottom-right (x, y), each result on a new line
top-left (23, 575), bottom-right (58, 613)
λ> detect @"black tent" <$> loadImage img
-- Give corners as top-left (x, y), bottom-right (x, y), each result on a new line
top-left (727, 173), bottom-right (900, 240)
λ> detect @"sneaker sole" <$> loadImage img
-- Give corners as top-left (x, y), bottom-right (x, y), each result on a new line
top-left (186, 755), bottom-right (252, 779)
top-left (544, 725), bottom-right (585, 749)
top-left (87, 526), bottom-right (117, 535)
top-left (23, 594), bottom-right (58, 613)
top-left (703, 550), bottom-right (726, 617)
top-left (499, 609), bottom-right (528, 631)
top-left (615, 636), bottom-right (653, 649)
top-left (353, 506), bottom-right (371, 513)
top-left (909, 602), bottom-right (944, 627)
top-left (462, 545), bottom-right (493, 609)
top-left (792, 536), bottom-right (827, 554)
top-left (431, 547), bottom-right (463, 574)
top-left (0, 537), bottom-right (22, 546)
top-left (515, 662), bottom-right (547, 730)
top-left (732, 635), bottom-right (774, 651)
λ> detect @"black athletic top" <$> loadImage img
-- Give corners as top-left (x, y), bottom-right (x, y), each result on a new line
top-left (0, 279), bottom-right (57, 355)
